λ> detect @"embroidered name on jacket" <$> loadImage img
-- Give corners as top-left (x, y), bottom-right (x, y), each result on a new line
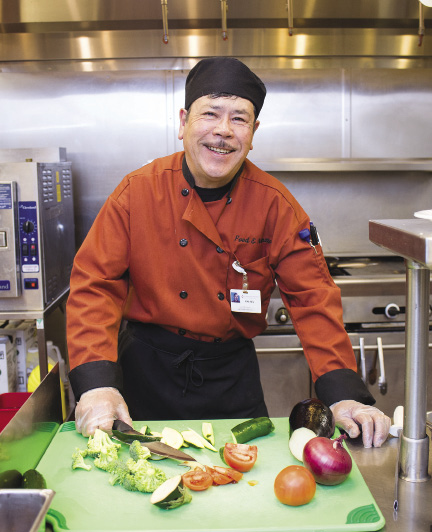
top-left (234, 235), bottom-right (272, 244)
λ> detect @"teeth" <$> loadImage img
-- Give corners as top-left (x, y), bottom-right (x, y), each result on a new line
top-left (208, 146), bottom-right (231, 154)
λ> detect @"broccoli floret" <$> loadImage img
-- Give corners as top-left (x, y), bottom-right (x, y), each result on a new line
top-left (107, 459), bottom-right (130, 486)
top-left (86, 429), bottom-right (121, 457)
top-left (72, 448), bottom-right (92, 471)
top-left (129, 439), bottom-right (151, 462)
top-left (122, 458), bottom-right (166, 493)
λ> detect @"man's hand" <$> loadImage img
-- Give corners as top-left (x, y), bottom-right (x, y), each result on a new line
top-left (75, 387), bottom-right (133, 437)
top-left (330, 400), bottom-right (391, 448)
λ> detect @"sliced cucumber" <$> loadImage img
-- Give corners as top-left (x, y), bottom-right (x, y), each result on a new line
top-left (0, 469), bottom-right (23, 489)
top-left (231, 416), bottom-right (275, 444)
top-left (181, 430), bottom-right (204, 449)
top-left (202, 422), bottom-right (215, 446)
top-left (184, 428), bottom-right (217, 452)
top-left (150, 475), bottom-right (192, 509)
top-left (22, 469), bottom-right (47, 489)
top-left (161, 427), bottom-right (184, 450)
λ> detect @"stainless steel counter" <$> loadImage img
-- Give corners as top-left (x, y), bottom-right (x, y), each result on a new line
top-left (347, 431), bottom-right (432, 532)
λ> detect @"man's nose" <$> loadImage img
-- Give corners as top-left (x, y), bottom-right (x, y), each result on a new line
top-left (213, 116), bottom-right (233, 136)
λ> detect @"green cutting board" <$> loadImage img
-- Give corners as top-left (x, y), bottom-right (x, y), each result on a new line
top-left (37, 418), bottom-right (385, 532)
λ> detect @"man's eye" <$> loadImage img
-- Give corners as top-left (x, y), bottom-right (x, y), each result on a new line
top-left (204, 112), bottom-right (216, 117)
top-left (233, 117), bottom-right (246, 123)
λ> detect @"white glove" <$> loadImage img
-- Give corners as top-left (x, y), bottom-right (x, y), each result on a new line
top-left (330, 400), bottom-right (391, 448)
top-left (75, 387), bottom-right (133, 437)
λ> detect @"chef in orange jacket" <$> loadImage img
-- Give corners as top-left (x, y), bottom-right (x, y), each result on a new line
top-left (67, 57), bottom-right (390, 447)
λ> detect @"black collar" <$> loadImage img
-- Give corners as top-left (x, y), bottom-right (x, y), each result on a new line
top-left (182, 156), bottom-right (243, 203)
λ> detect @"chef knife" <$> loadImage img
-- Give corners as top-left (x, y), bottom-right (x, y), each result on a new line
top-left (112, 419), bottom-right (197, 462)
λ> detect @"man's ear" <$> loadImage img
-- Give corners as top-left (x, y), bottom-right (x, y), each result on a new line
top-left (178, 108), bottom-right (187, 140)
top-left (250, 120), bottom-right (260, 150)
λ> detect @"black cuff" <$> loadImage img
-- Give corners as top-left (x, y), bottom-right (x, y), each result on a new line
top-left (314, 368), bottom-right (376, 407)
top-left (68, 360), bottom-right (123, 402)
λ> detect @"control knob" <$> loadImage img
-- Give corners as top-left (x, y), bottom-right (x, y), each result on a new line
top-left (22, 220), bottom-right (35, 234)
top-left (385, 303), bottom-right (402, 319)
top-left (275, 307), bottom-right (290, 324)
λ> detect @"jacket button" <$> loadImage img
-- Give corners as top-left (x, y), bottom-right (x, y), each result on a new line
top-left (178, 328), bottom-right (186, 335)
top-left (180, 238), bottom-right (188, 247)
top-left (217, 292), bottom-right (225, 301)
top-left (180, 291), bottom-right (188, 299)
top-left (181, 188), bottom-right (189, 196)
top-left (216, 246), bottom-right (224, 253)
top-left (226, 197), bottom-right (232, 204)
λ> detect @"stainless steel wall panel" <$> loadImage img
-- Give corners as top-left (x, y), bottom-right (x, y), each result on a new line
top-left (0, 70), bottom-right (171, 243)
top-left (272, 171), bottom-right (432, 256)
top-left (351, 69), bottom-right (432, 158)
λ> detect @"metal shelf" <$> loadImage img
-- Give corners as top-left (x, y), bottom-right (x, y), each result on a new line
top-left (252, 158), bottom-right (432, 173)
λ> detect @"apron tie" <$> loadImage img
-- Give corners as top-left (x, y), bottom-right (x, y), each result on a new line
top-left (172, 349), bottom-right (204, 396)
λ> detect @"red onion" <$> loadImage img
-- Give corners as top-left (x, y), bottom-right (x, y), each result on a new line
top-left (302, 435), bottom-right (352, 485)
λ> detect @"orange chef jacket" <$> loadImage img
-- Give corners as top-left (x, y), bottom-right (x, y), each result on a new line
top-left (67, 151), bottom-right (361, 400)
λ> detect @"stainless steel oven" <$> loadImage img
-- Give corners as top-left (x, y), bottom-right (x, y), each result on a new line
top-left (256, 256), bottom-right (432, 417)
top-left (0, 149), bottom-right (75, 312)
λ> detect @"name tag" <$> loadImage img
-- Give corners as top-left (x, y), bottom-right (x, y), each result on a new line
top-left (230, 289), bottom-right (261, 313)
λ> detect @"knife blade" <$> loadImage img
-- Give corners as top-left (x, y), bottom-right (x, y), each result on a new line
top-left (112, 419), bottom-right (197, 462)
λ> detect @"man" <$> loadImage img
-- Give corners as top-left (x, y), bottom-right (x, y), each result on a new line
top-left (67, 57), bottom-right (390, 447)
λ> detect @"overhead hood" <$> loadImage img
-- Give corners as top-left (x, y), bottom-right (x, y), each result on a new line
top-left (0, 0), bottom-right (431, 64)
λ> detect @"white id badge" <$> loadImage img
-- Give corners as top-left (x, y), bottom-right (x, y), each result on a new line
top-left (230, 289), bottom-right (261, 313)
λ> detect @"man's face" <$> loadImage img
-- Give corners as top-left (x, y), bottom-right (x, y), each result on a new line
top-left (178, 95), bottom-right (260, 188)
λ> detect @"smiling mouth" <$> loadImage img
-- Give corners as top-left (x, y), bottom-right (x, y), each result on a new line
top-left (206, 145), bottom-right (235, 155)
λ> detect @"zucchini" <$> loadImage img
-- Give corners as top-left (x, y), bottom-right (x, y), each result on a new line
top-left (0, 469), bottom-right (23, 489)
top-left (202, 422), bottom-right (215, 446)
top-left (182, 428), bottom-right (217, 452)
top-left (231, 416), bottom-right (275, 444)
top-left (181, 430), bottom-right (204, 449)
top-left (219, 446), bottom-right (226, 464)
top-left (161, 427), bottom-right (184, 450)
top-left (139, 425), bottom-right (151, 435)
top-left (22, 469), bottom-right (47, 489)
top-left (150, 475), bottom-right (192, 509)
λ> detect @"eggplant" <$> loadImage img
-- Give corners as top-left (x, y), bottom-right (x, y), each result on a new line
top-left (289, 398), bottom-right (335, 438)
top-left (150, 475), bottom-right (192, 510)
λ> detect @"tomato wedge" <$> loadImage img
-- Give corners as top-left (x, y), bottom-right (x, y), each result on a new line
top-left (223, 443), bottom-right (258, 472)
top-left (205, 465), bottom-right (243, 485)
top-left (182, 468), bottom-right (213, 491)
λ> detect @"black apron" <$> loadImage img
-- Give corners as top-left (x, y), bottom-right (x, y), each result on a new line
top-left (118, 322), bottom-right (268, 421)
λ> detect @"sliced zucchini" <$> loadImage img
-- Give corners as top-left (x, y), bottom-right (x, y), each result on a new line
top-left (202, 422), bottom-right (215, 446)
top-left (231, 416), bottom-right (275, 444)
top-left (150, 475), bottom-right (192, 509)
top-left (0, 469), bottom-right (23, 489)
top-left (161, 427), bottom-right (184, 450)
top-left (22, 469), bottom-right (47, 489)
top-left (181, 430), bottom-right (204, 449)
top-left (139, 425), bottom-right (150, 435)
top-left (150, 431), bottom-right (163, 438)
top-left (184, 428), bottom-right (217, 452)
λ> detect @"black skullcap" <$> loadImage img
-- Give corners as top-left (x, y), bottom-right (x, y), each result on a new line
top-left (185, 57), bottom-right (267, 117)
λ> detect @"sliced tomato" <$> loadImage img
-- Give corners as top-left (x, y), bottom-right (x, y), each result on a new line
top-left (223, 443), bottom-right (258, 472)
top-left (212, 465), bottom-right (243, 483)
top-left (182, 469), bottom-right (213, 491)
top-left (205, 466), bottom-right (232, 485)
top-left (205, 465), bottom-right (243, 485)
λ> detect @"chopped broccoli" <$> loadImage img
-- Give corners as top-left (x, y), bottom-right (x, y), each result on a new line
top-left (107, 459), bottom-right (130, 486)
top-left (122, 458), bottom-right (166, 493)
top-left (86, 429), bottom-right (121, 458)
top-left (129, 439), bottom-right (151, 462)
top-left (72, 448), bottom-right (92, 471)
top-left (109, 457), bottom-right (166, 492)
